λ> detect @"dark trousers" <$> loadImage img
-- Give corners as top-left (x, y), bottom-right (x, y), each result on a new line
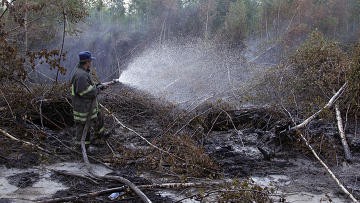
top-left (75, 111), bottom-right (105, 145)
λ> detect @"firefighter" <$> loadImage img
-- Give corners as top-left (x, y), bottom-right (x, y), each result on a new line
top-left (71, 51), bottom-right (108, 148)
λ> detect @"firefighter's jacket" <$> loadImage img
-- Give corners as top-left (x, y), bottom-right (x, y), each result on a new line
top-left (71, 65), bottom-right (99, 123)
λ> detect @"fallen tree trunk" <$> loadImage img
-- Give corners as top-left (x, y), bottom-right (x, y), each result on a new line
top-left (291, 83), bottom-right (347, 130)
top-left (335, 103), bottom-right (352, 162)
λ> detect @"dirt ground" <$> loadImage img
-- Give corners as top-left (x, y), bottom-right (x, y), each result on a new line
top-left (0, 84), bottom-right (359, 203)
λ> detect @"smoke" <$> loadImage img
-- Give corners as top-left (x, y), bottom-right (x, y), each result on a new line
top-left (30, 19), bottom-right (145, 83)
top-left (119, 38), bottom-right (273, 106)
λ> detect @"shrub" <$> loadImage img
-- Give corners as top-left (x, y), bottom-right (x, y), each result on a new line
top-left (252, 31), bottom-right (353, 119)
top-left (347, 43), bottom-right (360, 112)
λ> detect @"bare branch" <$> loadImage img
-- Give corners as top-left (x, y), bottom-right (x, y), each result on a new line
top-left (55, 0), bottom-right (67, 83)
top-left (291, 83), bottom-right (347, 130)
top-left (0, 88), bottom-right (15, 118)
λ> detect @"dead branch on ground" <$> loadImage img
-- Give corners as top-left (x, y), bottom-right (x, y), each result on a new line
top-left (296, 131), bottom-right (358, 202)
top-left (137, 181), bottom-right (231, 189)
top-left (97, 175), bottom-right (152, 203)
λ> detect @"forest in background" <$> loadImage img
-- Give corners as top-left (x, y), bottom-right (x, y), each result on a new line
top-left (1, 0), bottom-right (360, 82)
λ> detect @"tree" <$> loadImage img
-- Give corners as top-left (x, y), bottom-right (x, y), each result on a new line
top-left (0, 0), bottom-right (88, 83)
top-left (223, 0), bottom-right (247, 42)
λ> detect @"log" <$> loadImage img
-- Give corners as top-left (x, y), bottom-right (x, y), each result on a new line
top-left (335, 103), bottom-right (352, 161)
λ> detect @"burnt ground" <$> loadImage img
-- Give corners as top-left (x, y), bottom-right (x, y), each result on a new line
top-left (0, 83), bottom-right (360, 202)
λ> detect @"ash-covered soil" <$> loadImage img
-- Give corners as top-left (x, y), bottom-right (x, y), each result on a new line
top-left (0, 83), bottom-right (359, 202)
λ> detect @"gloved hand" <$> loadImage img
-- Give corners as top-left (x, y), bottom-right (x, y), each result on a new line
top-left (96, 83), bottom-right (108, 91)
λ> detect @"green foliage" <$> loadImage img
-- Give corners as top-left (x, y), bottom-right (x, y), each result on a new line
top-left (223, 0), bottom-right (247, 41)
top-left (108, 0), bottom-right (126, 19)
top-left (81, 0), bottom-right (360, 44)
top-left (221, 0), bottom-right (261, 42)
